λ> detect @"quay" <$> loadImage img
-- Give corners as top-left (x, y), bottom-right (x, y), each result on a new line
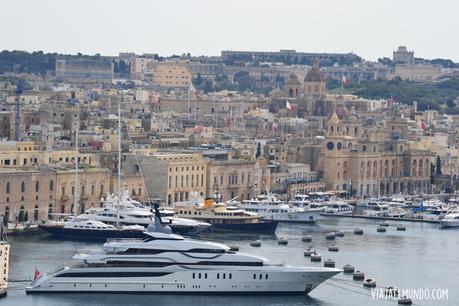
top-left (321, 213), bottom-right (441, 223)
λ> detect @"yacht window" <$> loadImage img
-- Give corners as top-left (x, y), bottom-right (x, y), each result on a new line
top-left (205, 273), bottom-right (207, 279)
top-left (57, 272), bottom-right (171, 278)
top-left (253, 274), bottom-right (256, 280)
top-left (192, 273), bottom-right (195, 279)
top-left (223, 273), bottom-right (226, 279)
top-left (265, 274), bottom-right (268, 279)
top-left (259, 274), bottom-right (262, 280)
top-left (217, 273), bottom-right (220, 279)
top-left (229, 273), bottom-right (232, 279)
top-left (198, 273), bottom-right (201, 279)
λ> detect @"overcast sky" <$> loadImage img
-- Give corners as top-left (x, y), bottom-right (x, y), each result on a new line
top-left (1, 0), bottom-right (458, 61)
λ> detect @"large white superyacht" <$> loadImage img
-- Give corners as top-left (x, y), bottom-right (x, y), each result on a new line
top-left (27, 206), bottom-right (340, 295)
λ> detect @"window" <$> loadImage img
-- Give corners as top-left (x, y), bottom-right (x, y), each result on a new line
top-left (21, 181), bottom-right (25, 193)
top-left (49, 180), bottom-right (54, 191)
top-left (6, 182), bottom-right (10, 194)
top-left (35, 181), bottom-right (40, 192)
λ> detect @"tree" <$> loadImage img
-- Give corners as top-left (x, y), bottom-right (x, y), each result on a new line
top-left (436, 155), bottom-right (442, 175)
top-left (256, 142), bottom-right (261, 158)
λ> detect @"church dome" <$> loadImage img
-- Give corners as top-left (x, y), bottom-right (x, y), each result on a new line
top-left (304, 60), bottom-right (326, 82)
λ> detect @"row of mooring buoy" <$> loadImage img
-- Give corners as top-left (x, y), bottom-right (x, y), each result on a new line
top-left (344, 265), bottom-right (412, 304)
top-left (378, 223), bottom-right (407, 232)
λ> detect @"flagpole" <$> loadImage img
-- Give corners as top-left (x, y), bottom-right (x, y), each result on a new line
top-left (341, 71), bottom-right (344, 96)
top-left (187, 86), bottom-right (190, 119)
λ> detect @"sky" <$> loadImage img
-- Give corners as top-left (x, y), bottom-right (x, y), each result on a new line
top-left (1, 0), bottom-right (458, 62)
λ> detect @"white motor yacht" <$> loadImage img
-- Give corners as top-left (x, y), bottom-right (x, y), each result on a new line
top-left (27, 206), bottom-right (340, 294)
top-left (242, 194), bottom-right (321, 223)
top-left (440, 212), bottom-right (459, 228)
top-left (80, 189), bottom-right (210, 235)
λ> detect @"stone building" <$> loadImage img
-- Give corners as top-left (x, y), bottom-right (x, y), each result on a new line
top-left (322, 113), bottom-right (433, 196)
top-left (206, 159), bottom-right (256, 202)
top-left (124, 152), bottom-right (207, 205)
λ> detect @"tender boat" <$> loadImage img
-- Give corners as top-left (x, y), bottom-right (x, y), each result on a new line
top-left (27, 206), bottom-right (341, 295)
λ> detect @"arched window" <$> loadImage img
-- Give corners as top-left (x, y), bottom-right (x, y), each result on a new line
top-left (35, 181), bottom-right (40, 192)
top-left (391, 159), bottom-right (395, 177)
top-left (373, 161), bottom-right (377, 178)
top-left (21, 181), bottom-right (25, 193)
top-left (360, 161), bottom-right (365, 179)
top-left (49, 180), bottom-right (54, 191)
top-left (343, 161), bottom-right (348, 179)
top-left (384, 160), bottom-right (389, 177)
top-left (366, 161), bottom-right (371, 178)
top-left (412, 160), bottom-right (417, 176)
top-left (419, 159), bottom-right (424, 177)
top-left (6, 182), bottom-right (10, 194)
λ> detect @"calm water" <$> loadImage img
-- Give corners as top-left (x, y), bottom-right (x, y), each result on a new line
top-left (4, 217), bottom-right (458, 306)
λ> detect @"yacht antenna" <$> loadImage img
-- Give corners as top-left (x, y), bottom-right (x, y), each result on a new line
top-left (73, 100), bottom-right (80, 220)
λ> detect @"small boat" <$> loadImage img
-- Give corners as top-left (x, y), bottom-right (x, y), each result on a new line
top-left (324, 259), bottom-right (335, 268)
top-left (335, 230), bottom-right (345, 237)
top-left (380, 221), bottom-right (389, 227)
top-left (250, 240), bottom-right (261, 247)
top-left (398, 296), bottom-right (413, 305)
top-left (440, 212), bottom-right (459, 228)
top-left (377, 226), bottom-right (386, 233)
top-left (325, 232), bottom-right (336, 240)
top-left (363, 278), bottom-right (376, 287)
top-left (396, 225), bottom-right (406, 231)
top-left (354, 228), bottom-right (364, 235)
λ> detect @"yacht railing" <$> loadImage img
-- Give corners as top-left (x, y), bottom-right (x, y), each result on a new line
top-left (105, 238), bottom-right (144, 244)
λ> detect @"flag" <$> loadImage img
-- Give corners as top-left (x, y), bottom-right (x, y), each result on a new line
top-left (34, 268), bottom-right (42, 281)
top-left (420, 121), bottom-right (427, 130)
top-left (342, 75), bottom-right (350, 86)
top-left (272, 122), bottom-right (278, 133)
top-left (226, 117), bottom-right (233, 128)
top-left (286, 100), bottom-right (292, 111)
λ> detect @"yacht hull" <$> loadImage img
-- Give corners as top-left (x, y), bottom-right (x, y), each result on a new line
top-left (38, 224), bottom-right (146, 241)
top-left (211, 221), bottom-right (278, 233)
top-left (26, 267), bottom-right (340, 295)
top-left (440, 221), bottom-right (459, 228)
top-left (259, 211), bottom-right (320, 223)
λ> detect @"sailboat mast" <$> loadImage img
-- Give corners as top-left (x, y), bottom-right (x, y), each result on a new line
top-left (74, 101), bottom-right (80, 219)
top-left (116, 100), bottom-right (121, 228)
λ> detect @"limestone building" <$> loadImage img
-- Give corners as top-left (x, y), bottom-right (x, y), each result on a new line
top-left (322, 113), bottom-right (432, 196)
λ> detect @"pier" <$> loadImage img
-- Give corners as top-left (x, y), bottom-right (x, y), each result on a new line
top-left (321, 213), bottom-right (442, 223)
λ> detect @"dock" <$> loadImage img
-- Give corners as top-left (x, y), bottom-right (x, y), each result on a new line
top-left (321, 213), bottom-right (441, 223)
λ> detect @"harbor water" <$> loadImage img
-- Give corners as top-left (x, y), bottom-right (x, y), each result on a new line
top-left (4, 217), bottom-right (458, 306)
